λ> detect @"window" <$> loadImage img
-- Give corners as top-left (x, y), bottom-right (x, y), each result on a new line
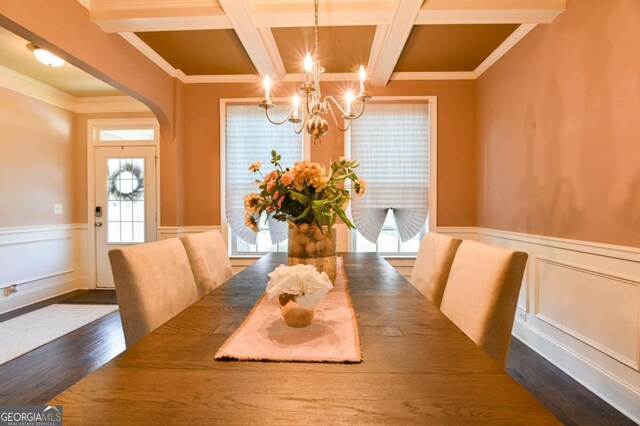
top-left (224, 104), bottom-right (304, 255)
top-left (348, 102), bottom-right (430, 255)
top-left (98, 129), bottom-right (155, 141)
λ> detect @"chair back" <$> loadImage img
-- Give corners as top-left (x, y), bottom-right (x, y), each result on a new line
top-left (180, 230), bottom-right (233, 297)
top-left (109, 238), bottom-right (200, 347)
top-left (410, 232), bottom-right (462, 307)
top-left (440, 240), bottom-right (528, 367)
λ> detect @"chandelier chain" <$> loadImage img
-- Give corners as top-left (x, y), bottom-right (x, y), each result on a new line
top-left (314, 0), bottom-right (319, 62)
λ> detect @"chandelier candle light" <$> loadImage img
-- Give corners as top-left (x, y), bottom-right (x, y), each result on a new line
top-left (258, 0), bottom-right (371, 146)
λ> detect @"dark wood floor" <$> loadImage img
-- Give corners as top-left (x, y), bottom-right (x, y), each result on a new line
top-left (0, 290), bottom-right (634, 425)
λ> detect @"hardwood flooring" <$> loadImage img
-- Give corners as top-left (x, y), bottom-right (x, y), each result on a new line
top-left (0, 290), bottom-right (634, 424)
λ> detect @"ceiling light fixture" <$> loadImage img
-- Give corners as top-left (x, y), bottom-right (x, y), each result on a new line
top-left (259, 0), bottom-right (371, 146)
top-left (26, 43), bottom-right (66, 67)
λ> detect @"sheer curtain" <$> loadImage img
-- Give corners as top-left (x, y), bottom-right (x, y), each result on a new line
top-left (350, 103), bottom-right (429, 243)
top-left (225, 105), bottom-right (302, 245)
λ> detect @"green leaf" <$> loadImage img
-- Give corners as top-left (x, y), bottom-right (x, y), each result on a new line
top-left (293, 205), bottom-right (311, 221)
top-left (289, 191), bottom-right (308, 203)
top-left (335, 208), bottom-right (355, 229)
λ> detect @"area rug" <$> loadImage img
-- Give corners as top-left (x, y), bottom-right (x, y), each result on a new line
top-left (215, 257), bottom-right (362, 363)
top-left (0, 304), bottom-right (119, 366)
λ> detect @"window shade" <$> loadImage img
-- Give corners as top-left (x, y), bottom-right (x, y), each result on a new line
top-left (225, 105), bottom-right (302, 245)
top-left (350, 103), bottom-right (429, 243)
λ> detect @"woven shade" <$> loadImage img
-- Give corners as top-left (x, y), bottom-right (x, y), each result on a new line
top-left (350, 103), bottom-right (429, 243)
top-left (225, 105), bottom-right (301, 245)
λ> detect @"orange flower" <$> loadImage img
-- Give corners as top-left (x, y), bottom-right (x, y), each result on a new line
top-left (354, 178), bottom-right (366, 197)
top-left (248, 161), bottom-right (261, 172)
top-left (266, 180), bottom-right (275, 192)
top-left (281, 171), bottom-right (294, 186)
top-left (244, 213), bottom-right (259, 232)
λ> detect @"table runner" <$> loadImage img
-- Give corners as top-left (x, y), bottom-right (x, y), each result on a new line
top-left (215, 257), bottom-right (362, 363)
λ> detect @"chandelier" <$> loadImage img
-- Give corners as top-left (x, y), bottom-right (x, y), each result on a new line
top-left (259, 0), bottom-right (371, 146)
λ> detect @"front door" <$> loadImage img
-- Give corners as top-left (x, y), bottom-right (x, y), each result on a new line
top-left (94, 146), bottom-right (157, 288)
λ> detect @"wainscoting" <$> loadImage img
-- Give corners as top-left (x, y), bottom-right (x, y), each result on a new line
top-left (0, 224), bottom-right (88, 315)
top-left (436, 226), bottom-right (640, 424)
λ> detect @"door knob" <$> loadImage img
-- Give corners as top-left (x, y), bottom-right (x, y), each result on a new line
top-left (95, 222), bottom-right (103, 228)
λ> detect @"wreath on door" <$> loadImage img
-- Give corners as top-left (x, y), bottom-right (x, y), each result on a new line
top-left (109, 162), bottom-right (144, 201)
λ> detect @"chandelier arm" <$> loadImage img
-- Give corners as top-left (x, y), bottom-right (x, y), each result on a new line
top-left (293, 111), bottom-right (307, 134)
top-left (326, 102), bottom-right (350, 132)
top-left (351, 99), bottom-right (367, 120)
top-left (324, 95), bottom-right (350, 119)
top-left (265, 106), bottom-right (294, 125)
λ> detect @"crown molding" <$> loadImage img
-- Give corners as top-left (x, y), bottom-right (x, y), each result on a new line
top-left (177, 71), bottom-right (260, 84)
top-left (390, 71), bottom-right (476, 81)
top-left (0, 65), bottom-right (77, 111)
top-left (0, 65), bottom-right (149, 113)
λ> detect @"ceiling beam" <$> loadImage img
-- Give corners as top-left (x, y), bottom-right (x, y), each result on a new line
top-left (88, 0), bottom-right (232, 32)
top-left (94, 15), bottom-right (232, 33)
top-left (217, 0), bottom-right (286, 81)
top-left (369, 0), bottom-right (423, 86)
top-left (416, 0), bottom-right (566, 24)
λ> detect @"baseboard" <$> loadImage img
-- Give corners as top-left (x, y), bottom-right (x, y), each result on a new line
top-left (0, 276), bottom-right (80, 315)
top-left (514, 320), bottom-right (640, 423)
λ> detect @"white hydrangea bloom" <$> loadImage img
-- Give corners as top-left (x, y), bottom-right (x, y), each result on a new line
top-left (266, 264), bottom-right (333, 308)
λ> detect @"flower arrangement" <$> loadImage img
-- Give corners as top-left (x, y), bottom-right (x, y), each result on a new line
top-left (266, 264), bottom-right (333, 309)
top-left (244, 150), bottom-right (366, 233)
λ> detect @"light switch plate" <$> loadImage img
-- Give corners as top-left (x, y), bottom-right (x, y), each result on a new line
top-left (54, 204), bottom-right (63, 215)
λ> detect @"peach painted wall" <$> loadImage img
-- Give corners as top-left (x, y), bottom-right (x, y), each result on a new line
top-left (476, 0), bottom-right (640, 248)
top-left (0, 0), bottom-right (181, 226)
top-left (180, 80), bottom-right (477, 227)
top-left (0, 87), bottom-right (76, 227)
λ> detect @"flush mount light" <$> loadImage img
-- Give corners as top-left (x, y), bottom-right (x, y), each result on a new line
top-left (26, 43), bottom-right (65, 67)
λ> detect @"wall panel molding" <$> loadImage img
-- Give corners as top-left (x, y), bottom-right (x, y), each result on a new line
top-left (436, 226), bottom-right (640, 423)
top-left (0, 224), bottom-right (88, 315)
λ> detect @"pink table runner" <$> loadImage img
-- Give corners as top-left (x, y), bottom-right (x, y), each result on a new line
top-left (215, 257), bottom-right (362, 363)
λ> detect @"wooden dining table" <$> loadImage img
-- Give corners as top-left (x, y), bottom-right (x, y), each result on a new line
top-left (51, 253), bottom-right (558, 424)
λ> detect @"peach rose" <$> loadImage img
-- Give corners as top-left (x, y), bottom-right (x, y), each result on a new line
top-left (281, 171), bottom-right (294, 186)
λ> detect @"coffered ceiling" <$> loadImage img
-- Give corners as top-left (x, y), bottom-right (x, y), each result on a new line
top-left (80, 0), bottom-right (567, 85)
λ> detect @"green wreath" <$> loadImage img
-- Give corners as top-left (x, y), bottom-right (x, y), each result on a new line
top-left (109, 162), bottom-right (144, 201)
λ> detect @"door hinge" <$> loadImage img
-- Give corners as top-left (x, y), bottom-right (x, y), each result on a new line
top-left (155, 156), bottom-right (158, 166)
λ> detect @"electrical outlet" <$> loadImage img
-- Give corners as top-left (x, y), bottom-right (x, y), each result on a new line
top-left (54, 204), bottom-right (63, 215)
top-left (3, 285), bottom-right (17, 297)
top-left (516, 309), bottom-right (527, 322)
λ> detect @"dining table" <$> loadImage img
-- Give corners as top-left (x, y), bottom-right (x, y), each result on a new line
top-left (51, 252), bottom-right (558, 424)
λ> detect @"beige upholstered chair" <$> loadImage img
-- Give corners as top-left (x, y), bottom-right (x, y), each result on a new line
top-left (440, 240), bottom-right (528, 368)
top-left (180, 230), bottom-right (233, 297)
top-left (109, 239), bottom-right (200, 347)
top-left (410, 232), bottom-right (462, 308)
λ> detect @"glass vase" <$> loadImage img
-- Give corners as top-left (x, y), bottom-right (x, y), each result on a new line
top-left (279, 294), bottom-right (314, 328)
top-left (288, 222), bottom-right (337, 282)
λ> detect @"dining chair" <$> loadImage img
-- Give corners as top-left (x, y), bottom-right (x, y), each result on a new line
top-left (180, 230), bottom-right (233, 297)
top-left (109, 238), bottom-right (200, 347)
top-left (410, 232), bottom-right (462, 308)
top-left (440, 240), bottom-right (528, 368)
